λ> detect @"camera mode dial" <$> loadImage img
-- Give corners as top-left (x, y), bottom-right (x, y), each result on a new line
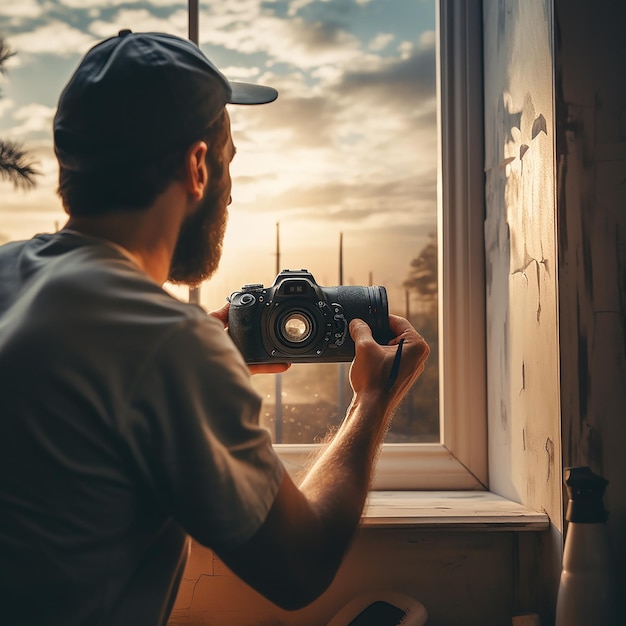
top-left (315, 301), bottom-right (347, 351)
top-left (239, 293), bottom-right (255, 305)
top-left (330, 303), bottom-right (347, 347)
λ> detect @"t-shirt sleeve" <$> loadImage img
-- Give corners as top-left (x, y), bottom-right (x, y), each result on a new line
top-left (120, 314), bottom-right (284, 551)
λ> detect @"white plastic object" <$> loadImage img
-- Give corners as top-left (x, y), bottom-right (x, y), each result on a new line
top-left (554, 467), bottom-right (621, 626)
top-left (555, 523), bottom-right (619, 625)
top-left (327, 590), bottom-right (428, 626)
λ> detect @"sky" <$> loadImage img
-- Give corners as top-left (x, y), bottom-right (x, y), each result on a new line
top-left (0, 0), bottom-right (438, 314)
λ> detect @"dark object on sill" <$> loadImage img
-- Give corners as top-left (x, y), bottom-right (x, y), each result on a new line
top-left (327, 591), bottom-right (427, 626)
top-left (348, 601), bottom-right (405, 626)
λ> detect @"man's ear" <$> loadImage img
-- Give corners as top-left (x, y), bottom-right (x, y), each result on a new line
top-left (185, 140), bottom-right (209, 201)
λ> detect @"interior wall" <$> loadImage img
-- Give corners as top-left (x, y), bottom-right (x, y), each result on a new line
top-left (169, 533), bottom-right (516, 626)
top-left (483, 0), bottom-right (562, 523)
top-left (554, 0), bottom-right (626, 597)
top-left (482, 0), bottom-right (563, 620)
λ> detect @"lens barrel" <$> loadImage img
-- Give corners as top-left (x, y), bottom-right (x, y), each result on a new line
top-left (327, 285), bottom-right (391, 346)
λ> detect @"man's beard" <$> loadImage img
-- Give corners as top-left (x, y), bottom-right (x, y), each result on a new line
top-left (168, 189), bottom-right (228, 287)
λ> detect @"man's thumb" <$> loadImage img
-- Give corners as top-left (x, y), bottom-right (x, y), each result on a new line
top-left (349, 318), bottom-right (373, 343)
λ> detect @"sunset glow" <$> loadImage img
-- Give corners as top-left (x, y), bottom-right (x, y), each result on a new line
top-left (1, 0), bottom-right (436, 310)
top-left (1, 0), bottom-right (439, 442)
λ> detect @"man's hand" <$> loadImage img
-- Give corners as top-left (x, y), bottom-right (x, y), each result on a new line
top-left (349, 314), bottom-right (429, 414)
top-left (210, 303), bottom-right (290, 375)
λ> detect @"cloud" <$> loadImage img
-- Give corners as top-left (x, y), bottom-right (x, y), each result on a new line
top-left (0, 0), bottom-right (44, 21)
top-left (418, 29), bottom-right (436, 50)
top-left (6, 21), bottom-right (95, 56)
top-left (225, 41), bottom-right (438, 231)
top-left (0, 98), bottom-right (14, 118)
top-left (369, 32), bottom-right (394, 52)
top-left (338, 43), bottom-right (436, 107)
top-left (287, 0), bottom-right (317, 16)
top-left (89, 8), bottom-right (188, 39)
top-left (198, 8), bottom-right (364, 70)
top-left (5, 103), bottom-right (55, 137)
top-left (0, 0), bottom-right (438, 288)
top-left (244, 92), bottom-right (336, 147)
top-left (241, 165), bottom-right (436, 218)
top-left (231, 35), bottom-right (437, 149)
top-left (57, 0), bottom-right (185, 8)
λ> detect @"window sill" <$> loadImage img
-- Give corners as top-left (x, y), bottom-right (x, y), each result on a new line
top-left (361, 491), bottom-right (550, 531)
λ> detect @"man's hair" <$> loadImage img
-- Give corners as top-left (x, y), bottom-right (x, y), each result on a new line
top-left (57, 110), bottom-right (228, 216)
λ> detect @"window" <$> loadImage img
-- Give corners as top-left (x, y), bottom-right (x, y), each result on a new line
top-left (0, 0), bottom-right (486, 490)
top-left (269, 0), bottom-right (487, 490)
top-left (197, 0), bottom-right (486, 490)
top-left (193, 0), bottom-right (487, 489)
top-left (182, 0), bottom-right (442, 457)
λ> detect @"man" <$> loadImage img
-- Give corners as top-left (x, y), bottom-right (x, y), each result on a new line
top-left (0, 31), bottom-right (429, 625)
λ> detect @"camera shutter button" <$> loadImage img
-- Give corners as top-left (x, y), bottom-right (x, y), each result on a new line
top-left (240, 293), bottom-right (256, 305)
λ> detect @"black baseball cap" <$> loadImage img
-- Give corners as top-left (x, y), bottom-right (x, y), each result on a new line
top-left (54, 30), bottom-right (278, 172)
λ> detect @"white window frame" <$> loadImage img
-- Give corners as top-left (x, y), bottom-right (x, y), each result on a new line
top-left (277, 0), bottom-right (487, 491)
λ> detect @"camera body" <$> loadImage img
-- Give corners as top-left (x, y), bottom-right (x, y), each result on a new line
top-left (228, 269), bottom-right (391, 364)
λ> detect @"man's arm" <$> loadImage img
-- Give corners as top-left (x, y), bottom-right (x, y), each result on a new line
top-left (217, 315), bottom-right (429, 610)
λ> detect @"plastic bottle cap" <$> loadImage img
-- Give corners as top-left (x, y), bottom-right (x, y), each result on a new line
top-left (564, 466), bottom-right (608, 524)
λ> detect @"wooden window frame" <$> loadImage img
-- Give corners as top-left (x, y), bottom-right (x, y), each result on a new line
top-left (277, 0), bottom-right (487, 491)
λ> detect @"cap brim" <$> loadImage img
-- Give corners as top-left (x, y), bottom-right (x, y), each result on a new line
top-left (229, 81), bottom-right (278, 105)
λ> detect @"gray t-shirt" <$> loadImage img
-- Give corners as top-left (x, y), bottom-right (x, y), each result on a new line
top-left (0, 231), bottom-right (284, 626)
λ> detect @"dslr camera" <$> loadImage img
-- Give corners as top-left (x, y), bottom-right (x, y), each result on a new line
top-left (228, 269), bottom-right (391, 364)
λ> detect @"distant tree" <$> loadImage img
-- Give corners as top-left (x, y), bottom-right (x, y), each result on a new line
top-left (0, 38), bottom-right (38, 189)
top-left (386, 233), bottom-right (440, 442)
top-left (403, 232), bottom-right (437, 304)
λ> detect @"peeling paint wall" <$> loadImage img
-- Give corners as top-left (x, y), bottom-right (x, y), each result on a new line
top-left (555, 0), bottom-right (626, 598)
top-left (483, 0), bottom-right (626, 616)
top-left (483, 0), bottom-right (562, 521)
top-left (483, 0), bottom-right (563, 619)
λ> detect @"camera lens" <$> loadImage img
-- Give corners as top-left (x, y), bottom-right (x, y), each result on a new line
top-left (281, 312), bottom-right (312, 343)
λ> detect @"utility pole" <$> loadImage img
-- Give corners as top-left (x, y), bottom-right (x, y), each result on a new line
top-left (274, 222), bottom-right (283, 443)
top-left (188, 0), bottom-right (198, 44)
top-left (337, 232), bottom-right (347, 416)
top-left (338, 231), bottom-right (343, 286)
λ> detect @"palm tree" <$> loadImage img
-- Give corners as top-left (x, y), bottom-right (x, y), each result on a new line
top-left (0, 38), bottom-right (38, 189)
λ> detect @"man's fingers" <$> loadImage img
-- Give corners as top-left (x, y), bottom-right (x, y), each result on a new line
top-left (387, 314), bottom-right (417, 341)
top-left (349, 318), bottom-right (373, 344)
top-left (387, 314), bottom-right (430, 359)
top-left (249, 363), bottom-right (291, 375)
top-left (210, 302), bottom-right (230, 327)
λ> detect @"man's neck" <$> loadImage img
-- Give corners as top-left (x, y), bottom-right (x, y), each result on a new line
top-left (64, 184), bottom-right (189, 285)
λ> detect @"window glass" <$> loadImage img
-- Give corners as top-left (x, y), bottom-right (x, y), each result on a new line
top-left (208, 0), bottom-right (440, 444)
top-left (0, 0), bottom-right (439, 444)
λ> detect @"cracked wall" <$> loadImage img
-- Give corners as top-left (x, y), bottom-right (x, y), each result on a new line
top-left (483, 0), bottom-right (563, 620)
top-left (483, 0), bottom-right (562, 522)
